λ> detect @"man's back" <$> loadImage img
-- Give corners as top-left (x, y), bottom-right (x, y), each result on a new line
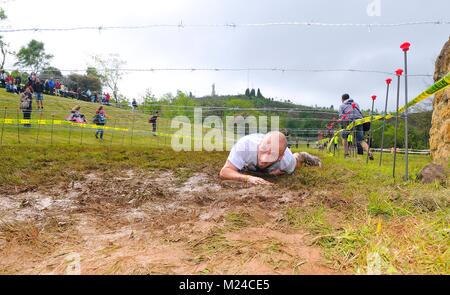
top-left (339, 98), bottom-right (363, 121)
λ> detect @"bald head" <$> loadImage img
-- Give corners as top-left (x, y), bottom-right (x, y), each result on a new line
top-left (257, 131), bottom-right (288, 168)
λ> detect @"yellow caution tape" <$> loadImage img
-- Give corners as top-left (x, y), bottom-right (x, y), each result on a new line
top-left (0, 118), bottom-right (195, 139)
top-left (0, 118), bottom-right (129, 131)
top-left (327, 72), bottom-right (450, 151)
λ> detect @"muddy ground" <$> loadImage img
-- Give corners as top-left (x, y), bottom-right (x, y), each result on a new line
top-left (0, 169), bottom-right (337, 274)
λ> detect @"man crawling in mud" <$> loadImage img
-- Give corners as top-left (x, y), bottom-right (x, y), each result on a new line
top-left (219, 131), bottom-right (321, 185)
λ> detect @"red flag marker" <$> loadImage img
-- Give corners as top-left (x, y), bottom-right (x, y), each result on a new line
top-left (401, 42), bottom-right (411, 180)
top-left (400, 42), bottom-right (411, 52)
top-left (395, 69), bottom-right (403, 76)
top-left (386, 78), bottom-right (392, 85)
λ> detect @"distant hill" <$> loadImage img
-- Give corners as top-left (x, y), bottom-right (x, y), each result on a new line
top-left (194, 94), bottom-right (329, 110)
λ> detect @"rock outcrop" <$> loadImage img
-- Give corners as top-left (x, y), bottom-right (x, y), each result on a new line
top-left (429, 37), bottom-right (450, 167)
top-left (416, 163), bottom-right (447, 184)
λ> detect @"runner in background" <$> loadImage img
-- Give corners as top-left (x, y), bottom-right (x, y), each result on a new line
top-left (93, 106), bottom-right (108, 140)
top-left (338, 94), bottom-right (373, 160)
top-left (149, 111), bottom-right (159, 134)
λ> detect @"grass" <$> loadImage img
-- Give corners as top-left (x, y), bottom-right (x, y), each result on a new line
top-left (1, 89), bottom-right (449, 274)
top-left (0, 88), bottom-right (178, 148)
top-left (281, 150), bottom-right (449, 274)
top-left (1, 146), bottom-right (448, 274)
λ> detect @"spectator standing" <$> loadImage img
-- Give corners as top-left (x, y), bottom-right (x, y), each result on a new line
top-left (14, 75), bottom-right (22, 94)
top-left (33, 78), bottom-right (44, 110)
top-left (27, 72), bottom-right (36, 88)
top-left (48, 78), bottom-right (55, 95)
top-left (60, 84), bottom-right (66, 97)
top-left (55, 79), bottom-right (61, 96)
top-left (132, 99), bottom-right (138, 110)
top-left (91, 91), bottom-right (98, 103)
top-left (86, 89), bottom-right (92, 101)
top-left (19, 87), bottom-right (33, 127)
top-left (44, 79), bottom-right (50, 94)
top-left (105, 92), bottom-right (111, 105)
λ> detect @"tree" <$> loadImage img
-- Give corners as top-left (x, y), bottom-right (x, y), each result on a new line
top-left (245, 88), bottom-right (250, 97)
top-left (0, 8), bottom-right (6, 20)
top-left (0, 36), bottom-right (13, 70)
top-left (250, 89), bottom-right (256, 97)
top-left (86, 66), bottom-right (101, 78)
top-left (140, 89), bottom-right (160, 112)
top-left (15, 40), bottom-right (53, 73)
top-left (10, 69), bottom-right (28, 82)
top-left (171, 91), bottom-right (196, 118)
top-left (40, 66), bottom-right (63, 80)
top-left (257, 88), bottom-right (263, 98)
top-left (92, 53), bottom-right (126, 104)
top-left (66, 73), bottom-right (102, 93)
top-left (0, 8), bottom-right (9, 69)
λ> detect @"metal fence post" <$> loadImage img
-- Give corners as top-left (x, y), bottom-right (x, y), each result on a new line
top-left (393, 69), bottom-right (403, 179)
top-left (36, 111), bottom-right (43, 144)
top-left (379, 78), bottom-right (392, 166)
top-left (0, 107), bottom-right (6, 146)
top-left (401, 42), bottom-right (411, 181)
top-left (50, 115), bottom-right (54, 145)
top-left (16, 109), bottom-right (20, 144)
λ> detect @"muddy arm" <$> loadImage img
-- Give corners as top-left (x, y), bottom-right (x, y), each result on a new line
top-left (220, 161), bottom-right (272, 185)
top-left (219, 160), bottom-right (249, 182)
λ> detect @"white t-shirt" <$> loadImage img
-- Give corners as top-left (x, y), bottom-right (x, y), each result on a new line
top-left (227, 134), bottom-right (296, 174)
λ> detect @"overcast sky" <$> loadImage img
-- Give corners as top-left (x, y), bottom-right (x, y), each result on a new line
top-left (1, 0), bottom-right (449, 111)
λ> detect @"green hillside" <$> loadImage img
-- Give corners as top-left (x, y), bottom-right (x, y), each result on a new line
top-left (0, 89), bottom-right (434, 149)
top-left (0, 89), bottom-right (172, 147)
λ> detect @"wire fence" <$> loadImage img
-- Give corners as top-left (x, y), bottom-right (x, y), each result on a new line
top-left (0, 104), bottom-right (430, 154)
top-left (0, 105), bottom-right (338, 149)
top-left (3, 67), bottom-right (434, 77)
top-left (0, 20), bottom-right (448, 33)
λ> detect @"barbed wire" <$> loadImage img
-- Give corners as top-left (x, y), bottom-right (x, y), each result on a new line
top-left (0, 20), bottom-right (448, 33)
top-left (5, 67), bottom-right (433, 77)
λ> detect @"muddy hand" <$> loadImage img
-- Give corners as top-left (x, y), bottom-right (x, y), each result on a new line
top-left (247, 176), bottom-right (273, 186)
